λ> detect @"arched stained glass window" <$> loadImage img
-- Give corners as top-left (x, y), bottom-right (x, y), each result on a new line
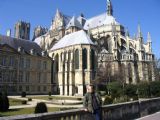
top-left (55, 54), bottom-right (59, 72)
top-left (91, 49), bottom-right (95, 70)
top-left (82, 49), bottom-right (87, 69)
top-left (75, 49), bottom-right (79, 69)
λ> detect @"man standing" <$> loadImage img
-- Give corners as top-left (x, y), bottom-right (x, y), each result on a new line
top-left (83, 84), bottom-right (102, 120)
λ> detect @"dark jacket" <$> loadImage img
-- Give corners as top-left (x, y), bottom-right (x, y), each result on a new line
top-left (83, 92), bottom-right (102, 113)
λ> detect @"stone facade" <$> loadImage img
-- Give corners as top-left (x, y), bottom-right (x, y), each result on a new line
top-left (49, 44), bottom-right (96, 96)
top-left (32, 26), bottom-right (48, 41)
top-left (34, 0), bottom-right (155, 95)
top-left (0, 35), bottom-right (53, 95)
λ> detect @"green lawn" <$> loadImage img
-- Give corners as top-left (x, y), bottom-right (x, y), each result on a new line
top-left (28, 96), bottom-right (82, 101)
top-left (0, 107), bottom-right (60, 117)
top-left (9, 98), bottom-right (27, 106)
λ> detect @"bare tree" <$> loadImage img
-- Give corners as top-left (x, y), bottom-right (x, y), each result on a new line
top-left (155, 58), bottom-right (160, 81)
top-left (95, 61), bottom-right (112, 85)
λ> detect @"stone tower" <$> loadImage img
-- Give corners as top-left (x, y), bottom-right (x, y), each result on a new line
top-left (14, 21), bottom-right (30, 40)
top-left (32, 26), bottom-right (48, 41)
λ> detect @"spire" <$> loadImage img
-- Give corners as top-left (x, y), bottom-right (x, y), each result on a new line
top-left (147, 32), bottom-right (152, 43)
top-left (137, 24), bottom-right (143, 38)
top-left (56, 8), bottom-right (61, 17)
top-left (147, 32), bottom-right (152, 53)
top-left (107, 0), bottom-right (113, 16)
top-left (125, 28), bottom-right (130, 37)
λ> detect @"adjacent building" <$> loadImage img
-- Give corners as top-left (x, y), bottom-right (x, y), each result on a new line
top-left (0, 34), bottom-right (53, 95)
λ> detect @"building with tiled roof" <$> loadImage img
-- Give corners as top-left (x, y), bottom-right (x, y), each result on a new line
top-left (0, 34), bottom-right (54, 95)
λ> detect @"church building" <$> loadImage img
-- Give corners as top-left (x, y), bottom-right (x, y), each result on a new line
top-left (34, 0), bottom-right (155, 96)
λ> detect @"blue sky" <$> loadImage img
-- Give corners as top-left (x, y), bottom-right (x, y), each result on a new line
top-left (0, 0), bottom-right (159, 58)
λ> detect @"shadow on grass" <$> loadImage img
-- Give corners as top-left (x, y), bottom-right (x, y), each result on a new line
top-left (0, 108), bottom-right (23, 117)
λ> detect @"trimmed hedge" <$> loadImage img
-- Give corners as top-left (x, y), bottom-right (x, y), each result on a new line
top-left (124, 84), bottom-right (137, 100)
top-left (150, 81), bottom-right (160, 97)
top-left (21, 92), bottom-right (26, 97)
top-left (0, 92), bottom-right (9, 111)
top-left (103, 95), bottom-right (113, 105)
top-left (107, 82), bottom-right (123, 98)
top-left (48, 92), bottom-right (52, 96)
top-left (137, 82), bottom-right (150, 98)
top-left (35, 102), bottom-right (48, 114)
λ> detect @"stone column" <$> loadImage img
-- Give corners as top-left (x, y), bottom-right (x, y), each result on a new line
top-left (87, 49), bottom-right (91, 83)
top-left (78, 49), bottom-right (84, 96)
top-left (69, 51), bottom-right (73, 96)
top-left (64, 52), bottom-right (68, 95)
top-left (58, 53), bottom-right (63, 95)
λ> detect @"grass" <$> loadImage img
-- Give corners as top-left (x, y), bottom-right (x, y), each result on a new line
top-left (0, 107), bottom-right (60, 117)
top-left (28, 96), bottom-right (82, 101)
top-left (9, 98), bottom-right (27, 106)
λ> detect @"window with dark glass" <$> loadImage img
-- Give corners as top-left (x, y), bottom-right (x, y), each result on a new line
top-left (82, 49), bottom-right (87, 69)
top-left (55, 54), bottom-right (59, 72)
top-left (43, 86), bottom-right (46, 91)
top-left (19, 86), bottom-right (22, 91)
top-left (26, 58), bottom-right (30, 69)
top-left (26, 72), bottom-right (30, 83)
top-left (2, 56), bottom-right (7, 66)
top-left (6, 71), bottom-right (9, 82)
top-left (19, 71), bottom-right (23, 82)
top-left (43, 73), bottom-right (47, 83)
top-left (37, 60), bottom-right (41, 69)
top-left (37, 73), bottom-right (41, 83)
top-left (20, 58), bottom-right (24, 68)
top-left (26, 86), bottom-right (29, 91)
top-left (75, 49), bottom-right (79, 69)
top-left (43, 61), bottom-right (47, 70)
top-left (91, 49), bottom-right (95, 70)
top-left (9, 56), bottom-right (14, 66)
top-left (38, 86), bottom-right (41, 91)
top-left (0, 56), bottom-right (2, 65)
top-left (0, 71), bottom-right (2, 82)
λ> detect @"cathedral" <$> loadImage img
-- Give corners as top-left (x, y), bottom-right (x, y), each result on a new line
top-left (34, 0), bottom-right (155, 96)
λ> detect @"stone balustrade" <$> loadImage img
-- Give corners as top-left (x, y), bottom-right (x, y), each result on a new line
top-left (1, 97), bottom-right (160, 120)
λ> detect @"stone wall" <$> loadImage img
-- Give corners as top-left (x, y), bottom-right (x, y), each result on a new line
top-left (2, 97), bottom-right (160, 120)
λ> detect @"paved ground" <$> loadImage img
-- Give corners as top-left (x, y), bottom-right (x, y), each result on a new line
top-left (137, 112), bottom-right (160, 120)
top-left (9, 96), bottom-right (83, 109)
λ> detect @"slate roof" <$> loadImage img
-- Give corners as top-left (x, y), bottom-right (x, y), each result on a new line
top-left (50, 30), bottom-right (94, 51)
top-left (66, 16), bottom-right (83, 29)
top-left (62, 14), bottom-right (72, 27)
top-left (0, 35), bottom-right (43, 55)
top-left (84, 12), bottom-right (119, 30)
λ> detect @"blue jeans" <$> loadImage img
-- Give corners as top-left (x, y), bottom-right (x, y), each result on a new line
top-left (93, 109), bottom-right (101, 120)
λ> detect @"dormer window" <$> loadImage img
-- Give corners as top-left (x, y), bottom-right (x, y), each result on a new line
top-left (41, 51), bottom-right (47, 57)
top-left (18, 47), bottom-right (24, 53)
top-left (30, 49), bottom-right (36, 55)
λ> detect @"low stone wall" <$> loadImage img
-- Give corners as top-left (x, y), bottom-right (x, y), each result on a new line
top-left (1, 97), bottom-right (160, 120)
